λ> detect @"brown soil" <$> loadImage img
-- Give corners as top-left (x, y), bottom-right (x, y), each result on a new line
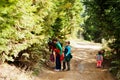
top-left (38, 41), bottom-right (116, 80)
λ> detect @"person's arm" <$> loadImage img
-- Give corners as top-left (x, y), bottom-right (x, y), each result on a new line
top-left (66, 46), bottom-right (71, 56)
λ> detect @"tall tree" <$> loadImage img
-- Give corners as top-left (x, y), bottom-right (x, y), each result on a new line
top-left (82, 0), bottom-right (120, 44)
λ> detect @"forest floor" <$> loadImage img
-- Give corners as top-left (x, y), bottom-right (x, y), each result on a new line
top-left (37, 40), bottom-right (116, 80)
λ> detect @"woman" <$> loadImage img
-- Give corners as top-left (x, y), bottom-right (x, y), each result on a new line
top-left (53, 38), bottom-right (63, 71)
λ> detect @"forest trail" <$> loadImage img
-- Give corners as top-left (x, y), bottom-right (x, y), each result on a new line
top-left (38, 40), bottom-right (115, 80)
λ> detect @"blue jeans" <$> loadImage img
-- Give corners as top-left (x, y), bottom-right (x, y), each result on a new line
top-left (55, 54), bottom-right (61, 69)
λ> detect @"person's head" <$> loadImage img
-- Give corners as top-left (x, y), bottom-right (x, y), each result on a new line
top-left (65, 41), bottom-right (70, 45)
top-left (52, 38), bottom-right (58, 43)
top-left (98, 51), bottom-right (102, 55)
top-left (101, 49), bottom-right (105, 53)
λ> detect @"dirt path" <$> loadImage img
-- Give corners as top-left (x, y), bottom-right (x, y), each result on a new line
top-left (38, 41), bottom-right (115, 80)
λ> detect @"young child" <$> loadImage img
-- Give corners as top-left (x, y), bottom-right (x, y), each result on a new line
top-left (96, 51), bottom-right (103, 68)
top-left (62, 41), bottom-right (72, 71)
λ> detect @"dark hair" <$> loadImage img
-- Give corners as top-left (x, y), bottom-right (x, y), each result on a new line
top-left (98, 51), bottom-right (101, 54)
top-left (66, 41), bottom-right (70, 44)
top-left (101, 49), bottom-right (105, 53)
top-left (52, 38), bottom-right (58, 42)
top-left (68, 41), bottom-right (70, 44)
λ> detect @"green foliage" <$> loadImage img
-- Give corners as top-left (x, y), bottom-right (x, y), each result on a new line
top-left (0, 0), bottom-right (83, 71)
top-left (48, 0), bottom-right (83, 39)
top-left (82, 0), bottom-right (120, 42)
top-left (82, 0), bottom-right (120, 52)
top-left (0, 0), bottom-right (48, 62)
top-left (109, 60), bottom-right (120, 77)
top-left (117, 71), bottom-right (120, 80)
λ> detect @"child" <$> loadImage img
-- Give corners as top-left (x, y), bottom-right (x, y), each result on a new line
top-left (96, 51), bottom-right (103, 68)
top-left (62, 41), bottom-right (72, 71)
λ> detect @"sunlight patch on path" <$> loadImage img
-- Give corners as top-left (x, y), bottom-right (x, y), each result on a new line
top-left (70, 40), bottom-right (102, 50)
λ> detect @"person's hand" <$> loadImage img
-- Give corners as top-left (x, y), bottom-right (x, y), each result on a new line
top-left (66, 54), bottom-right (68, 56)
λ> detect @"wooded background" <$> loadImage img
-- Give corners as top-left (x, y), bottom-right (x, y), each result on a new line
top-left (0, 0), bottom-right (120, 79)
